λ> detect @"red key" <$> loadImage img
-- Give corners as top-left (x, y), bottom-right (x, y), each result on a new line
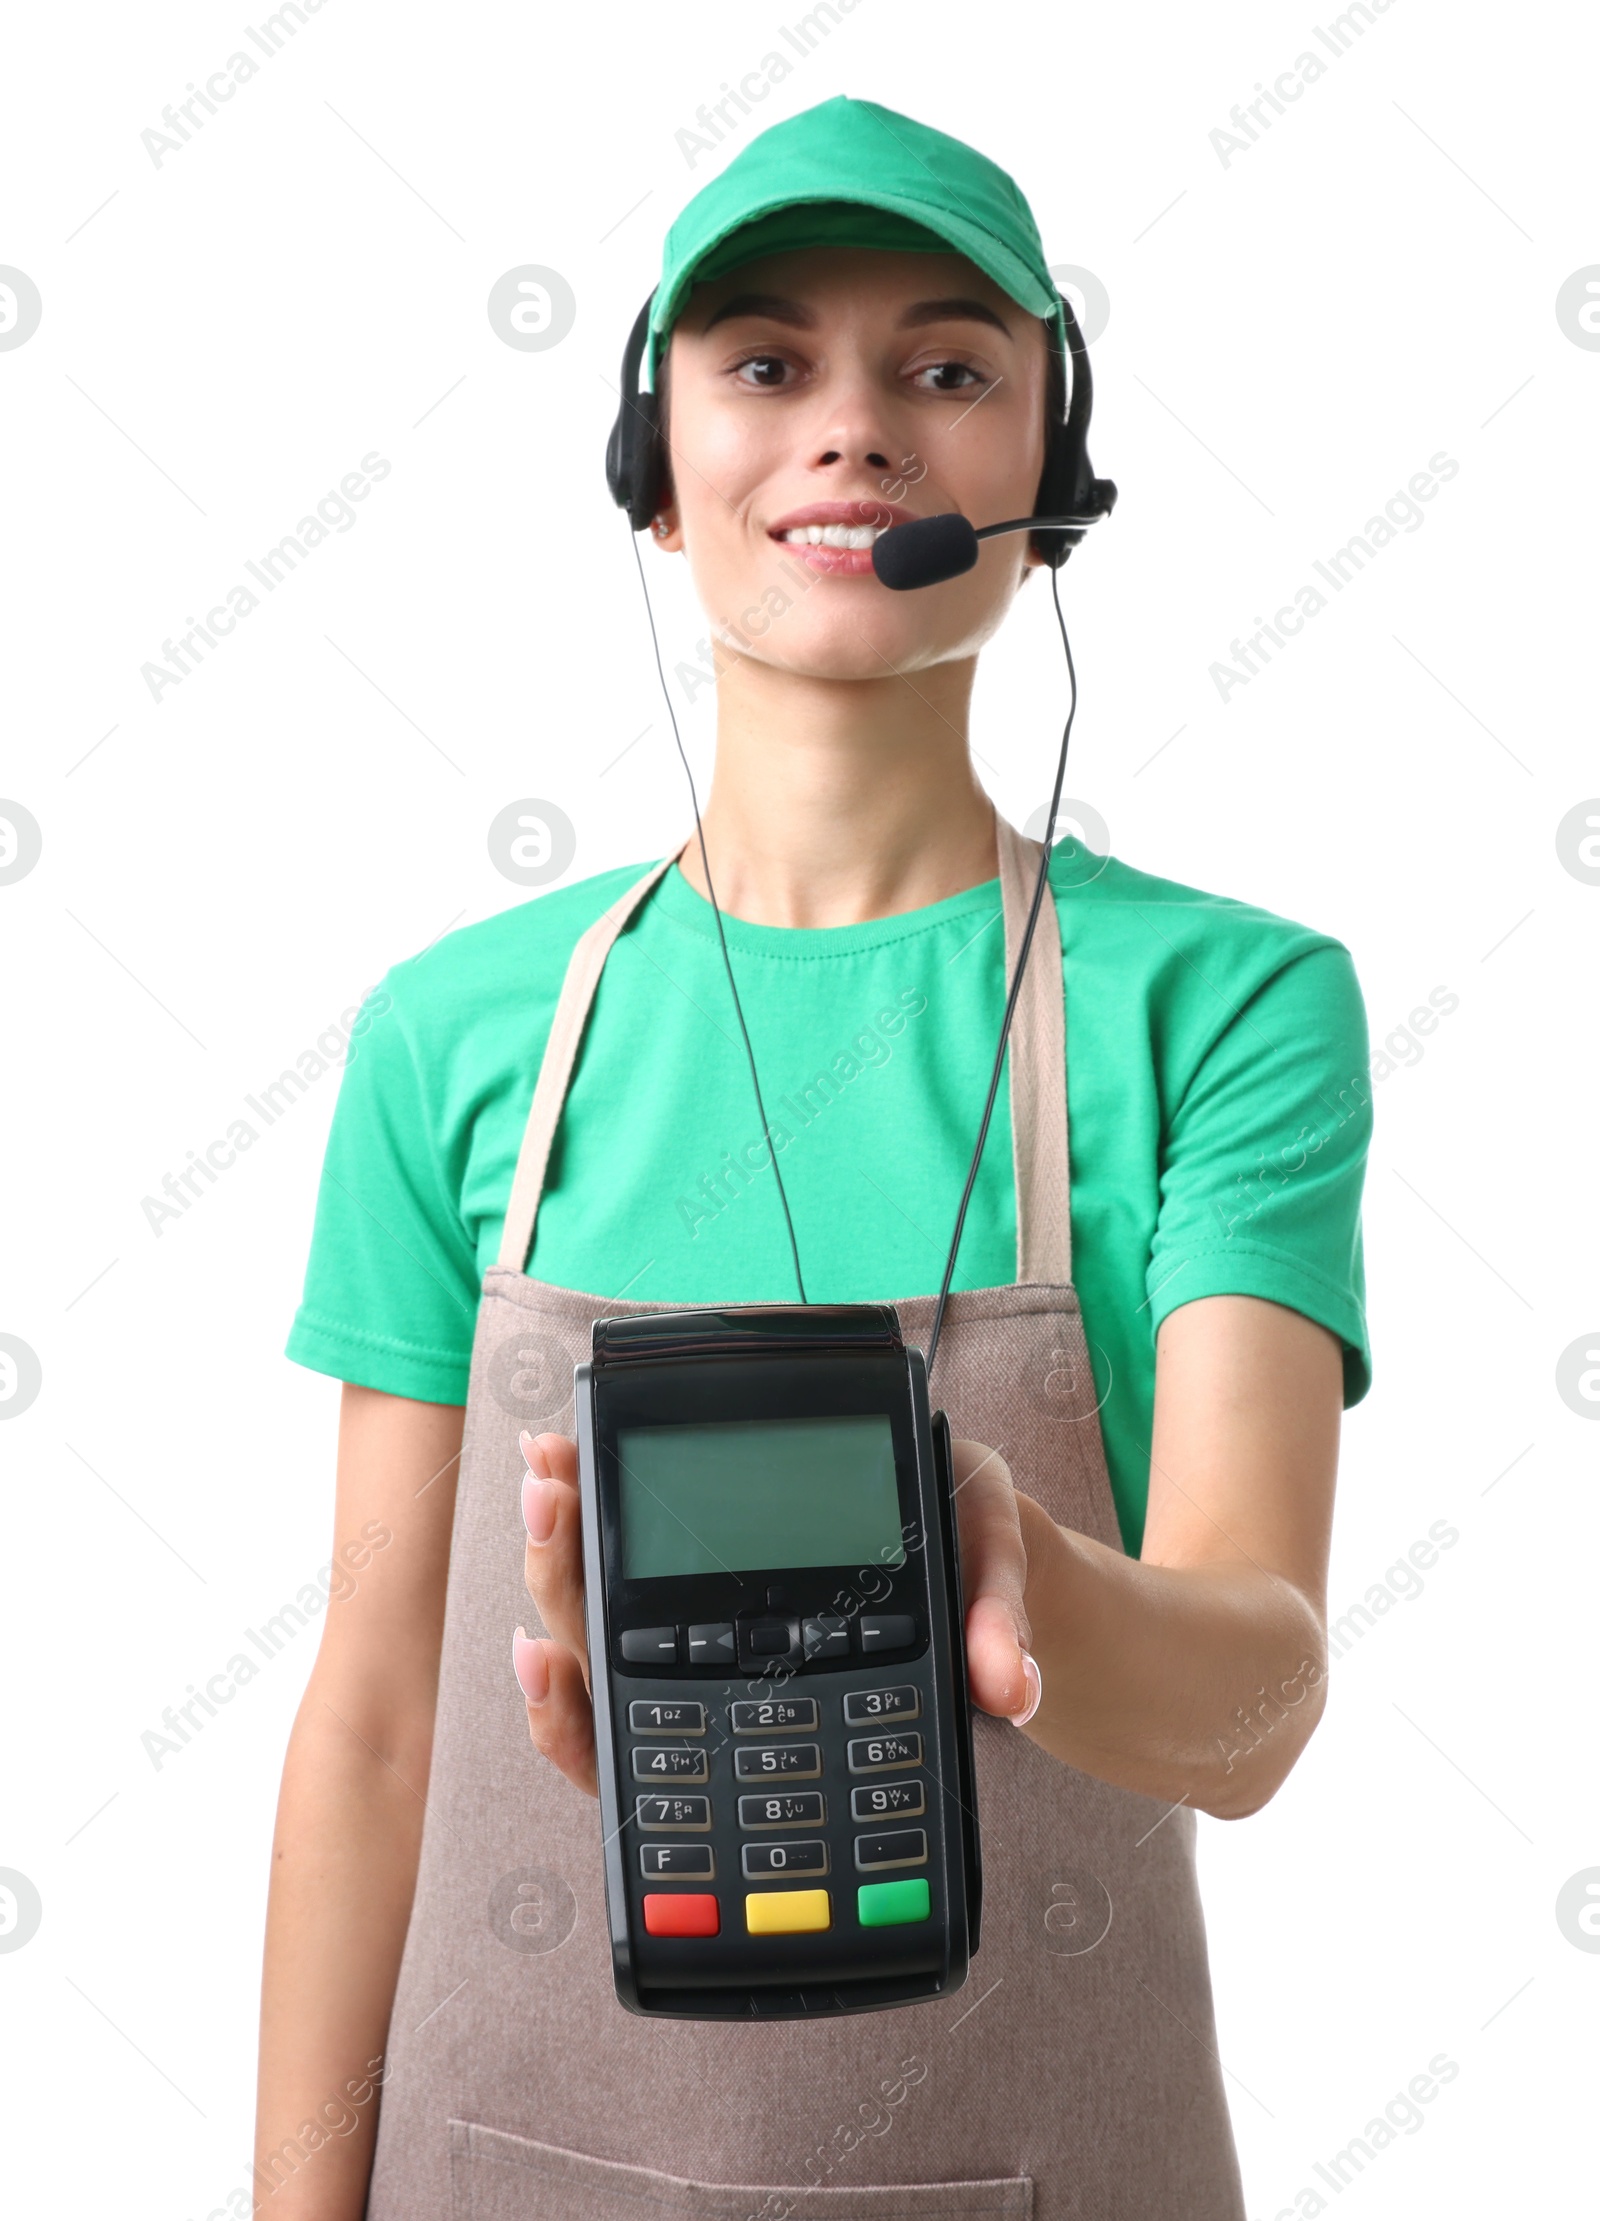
top-left (643, 1892), bottom-right (720, 1938)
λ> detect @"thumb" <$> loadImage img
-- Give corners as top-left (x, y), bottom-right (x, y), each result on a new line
top-left (950, 1438), bottom-right (1041, 1725)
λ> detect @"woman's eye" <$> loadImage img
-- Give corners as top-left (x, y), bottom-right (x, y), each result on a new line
top-left (732, 355), bottom-right (793, 388)
top-left (914, 360), bottom-right (987, 392)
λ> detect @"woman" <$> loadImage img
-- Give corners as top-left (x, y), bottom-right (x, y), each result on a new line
top-left (258, 97), bottom-right (1371, 2221)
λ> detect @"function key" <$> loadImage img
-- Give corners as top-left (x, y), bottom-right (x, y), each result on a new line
top-left (745, 1888), bottom-right (830, 1935)
top-left (738, 1618), bottom-right (801, 1668)
top-left (631, 1745), bottom-right (709, 1782)
top-left (739, 1790), bottom-right (826, 1830)
top-left (729, 1697), bottom-right (818, 1734)
top-left (620, 1625), bottom-right (679, 1665)
top-left (634, 1793), bottom-right (711, 1831)
top-left (628, 1700), bottom-right (705, 1735)
top-left (851, 1780), bottom-right (926, 1821)
top-left (847, 1732), bottom-right (923, 1773)
top-left (842, 1685), bottom-right (920, 1725)
top-left (741, 1839), bottom-right (829, 1879)
top-left (858, 1614), bottom-right (918, 1654)
top-left (856, 1878), bottom-right (930, 1928)
top-left (643, 1892), bottom-right (719, 1938)
top-left (686, 1622), bottom-right (735, 1665)
top-left (854, 1828), bottom-right (928, 1871)
top-left (733, 1742), bottom-right (821, 1782)
top-left (802, 1615), bottom-right (850, 1660)
top-left (641, 1843), bottom-right (714, 1879)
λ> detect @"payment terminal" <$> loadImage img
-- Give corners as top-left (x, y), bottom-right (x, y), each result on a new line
top-left (575, 1302), bottom-right (982, 2020)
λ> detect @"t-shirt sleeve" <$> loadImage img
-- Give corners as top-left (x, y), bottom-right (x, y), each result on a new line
top-left (283, 970), bottom-right (480, 1404)
top-left (1145, 939), bottom-right (1373, 1405)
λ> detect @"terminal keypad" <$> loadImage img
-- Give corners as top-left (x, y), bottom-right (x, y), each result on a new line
top-left (629, 1682), bottom-right (935, 1932)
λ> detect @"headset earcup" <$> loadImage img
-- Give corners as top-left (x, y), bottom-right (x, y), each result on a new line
top-left (604, 408), bottom-right (629, 510)
top-left (1030, 415), bottom-right (1080, 568)
top-left (606, 299), bottom-right (664, 532)
top-left (605, 388), bottom-right (661, 531)
top-left (627, 390), bottom-right (662, 530)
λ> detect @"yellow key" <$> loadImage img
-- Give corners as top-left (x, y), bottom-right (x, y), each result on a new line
top-left (744, 1888), bottom-right (831, 1935)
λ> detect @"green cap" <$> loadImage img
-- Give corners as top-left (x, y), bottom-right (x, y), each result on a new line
top-left (646, 95), bottom-right (1065, 387)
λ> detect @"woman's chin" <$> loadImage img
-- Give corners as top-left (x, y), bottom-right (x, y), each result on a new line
top-left (725, 644), bottom-right (948, 687)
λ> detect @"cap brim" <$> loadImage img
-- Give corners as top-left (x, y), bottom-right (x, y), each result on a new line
top-left (647, 185), bottom-right (1063, 386)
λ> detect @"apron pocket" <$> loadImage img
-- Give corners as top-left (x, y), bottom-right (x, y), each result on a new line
top-left (448, 2120), bottom-right (1032, 2221)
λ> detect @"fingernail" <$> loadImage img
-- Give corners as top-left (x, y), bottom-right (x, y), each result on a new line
top-left (521, 1473), bottom-right (557, 1544)
top-left (1008, 1650), bottom-right (1042, 1728)
top-left (518, 1429), bottom-right (545, 1474)
top-left (512, 1627), bottom-right (547, 1703)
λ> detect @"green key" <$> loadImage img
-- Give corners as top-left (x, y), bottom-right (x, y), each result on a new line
top-left (856, 1878), bottom-right (930, 1927)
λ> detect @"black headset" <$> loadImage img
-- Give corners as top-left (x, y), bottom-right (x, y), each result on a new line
top-left (604, 285), bottom-right (1116, 564)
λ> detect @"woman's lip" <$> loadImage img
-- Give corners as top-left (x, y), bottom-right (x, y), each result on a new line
top-left (766, 498), bottom-right (919, 534)
top-left (777, 541), bottom-right (880, 576)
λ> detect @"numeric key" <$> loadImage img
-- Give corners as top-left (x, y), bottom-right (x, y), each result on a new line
top-left (733, 1742), bottom-right (821, 1781)
top-left (729, 1698), bottom-right (818, 1733)
top-left (847, 1732), bottom-right (922, 1772)
top-left (850, 1780), bottom-right (926, 1821)
top-left (843, 1685), bottom-right (919, 1724)
top-left (628, 1700), bottom-right (705, 1735)
top-left (738, 1790), bottom-right (826, 1830)
top-left (634, 1793), bottom-right (711, 1831)
top-left (741, 1839), bottom-right (829, 1879)
top-left (631, 1745), bottom-right (708, 1782)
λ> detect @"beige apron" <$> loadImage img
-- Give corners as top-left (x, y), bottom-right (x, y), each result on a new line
top-left (364, 817), bottom-right (1245, 2221)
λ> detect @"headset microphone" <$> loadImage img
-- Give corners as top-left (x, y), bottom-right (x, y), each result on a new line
top-left (871, 509), bottom-right (1109, 593)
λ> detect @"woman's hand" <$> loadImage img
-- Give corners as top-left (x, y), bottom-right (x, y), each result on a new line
top-left (513, 1431), bottom-right (600, 1796)
top-left (946, 1436), bottom-right (1045, 1728)
top-left (511, 1428), bottom-right (1047, 1801)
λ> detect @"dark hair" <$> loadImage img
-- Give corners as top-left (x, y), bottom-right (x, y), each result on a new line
top-left (652, 317), bottom-right (1063, 514)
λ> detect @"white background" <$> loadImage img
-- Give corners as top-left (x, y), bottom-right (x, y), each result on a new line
top-left (2, 2), bottom-right (1595, 2215)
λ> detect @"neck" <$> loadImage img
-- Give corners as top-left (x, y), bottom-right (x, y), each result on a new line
top-left (674, 652), bottom-right (998, 927)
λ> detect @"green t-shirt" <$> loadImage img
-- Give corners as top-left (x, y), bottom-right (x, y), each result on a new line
top-left (285, 845), bottom-right (1373, 1554)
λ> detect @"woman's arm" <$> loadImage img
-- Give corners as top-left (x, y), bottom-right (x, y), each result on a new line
top-left (253, 1384), bottom-right (465, 2219)
top-left (514, 1292), bottom-right (1342, 1824)
top-left (959, 1291), bottom-right (1342, 1818)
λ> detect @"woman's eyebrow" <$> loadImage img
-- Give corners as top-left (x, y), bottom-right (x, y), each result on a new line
top-left (701, 292), bottom-right (815, 332)
top-left (698, 292), bottom-right (1013, 337)
top-left (900, 297), bottom-right (1012, 336)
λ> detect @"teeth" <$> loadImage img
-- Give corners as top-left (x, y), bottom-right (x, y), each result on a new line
top-left (780, 523), bottom-right (885, 548)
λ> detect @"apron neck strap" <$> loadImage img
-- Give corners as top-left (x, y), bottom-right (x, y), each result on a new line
top-left (497, 816), bottom-right (1072, 1285)
top-left (495, 840), bottom-right (689, 1274)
